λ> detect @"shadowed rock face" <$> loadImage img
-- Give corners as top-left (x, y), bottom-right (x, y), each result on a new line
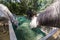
top-left (0, 17), bottom-right (9, 40)
top-left (37, 1), bottom-right (60, 28)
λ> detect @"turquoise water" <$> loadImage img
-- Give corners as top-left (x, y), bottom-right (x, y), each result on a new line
top-left (13, 16), bottom-right (46, 40)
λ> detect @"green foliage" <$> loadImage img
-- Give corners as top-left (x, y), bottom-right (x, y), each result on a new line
top-left (0, 0), bottom-right (53, 15)
top-left (37, 0), bottom-right (53, 11)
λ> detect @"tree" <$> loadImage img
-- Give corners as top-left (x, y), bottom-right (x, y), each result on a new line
top-left (0, 0), bottom-right (53, 15)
